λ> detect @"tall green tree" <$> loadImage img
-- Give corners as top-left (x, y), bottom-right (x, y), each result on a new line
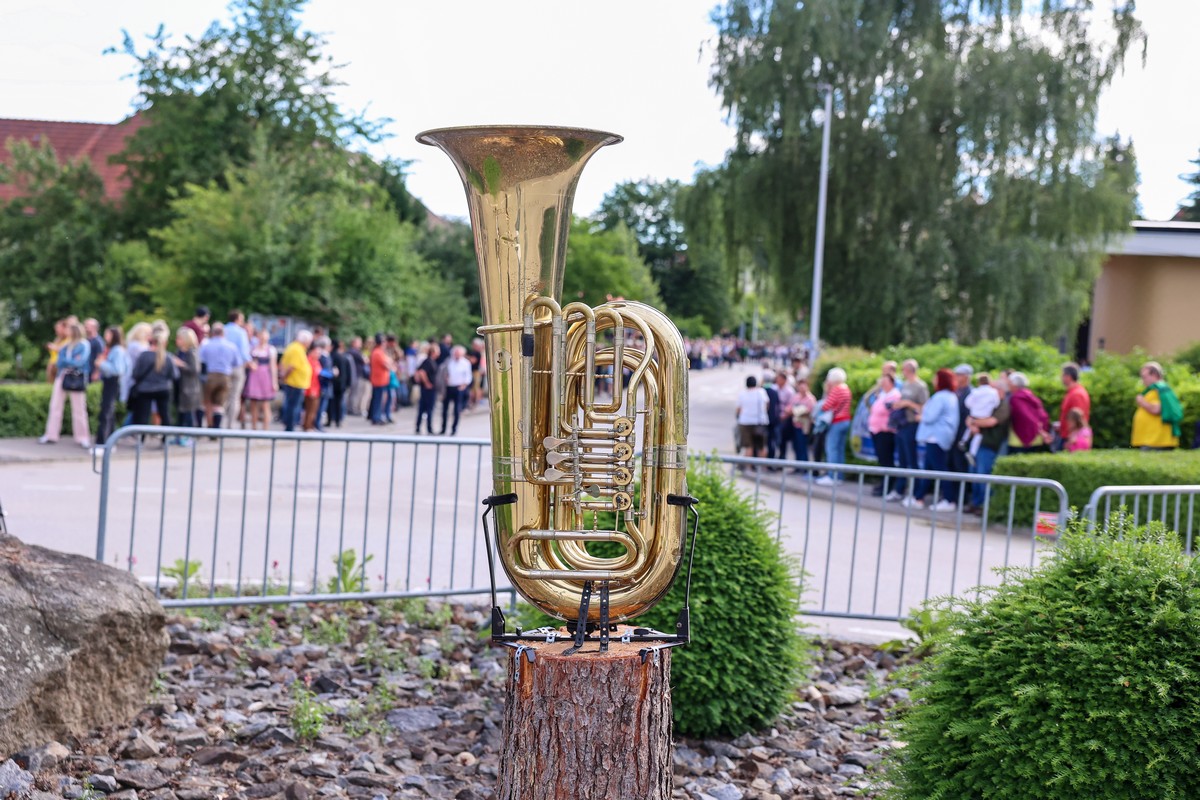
top-left (1178, 149), bottom-right (1200, 222)
top-left (562, 219), bottom-right (662, 309)
top-left (704, 0), bottom-right (1144, 348)
top-left (596, 179), bottom-right (733, 333)
top-left (0, 141), bottom-right (121, 349)
top-left (145, 143), bottom-right (471, 340)
top-left (110, 0), bottom-right (416, 236)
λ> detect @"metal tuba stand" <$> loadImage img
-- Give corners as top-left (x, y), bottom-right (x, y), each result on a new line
top-left (481, 493), bottom-right (700, 658)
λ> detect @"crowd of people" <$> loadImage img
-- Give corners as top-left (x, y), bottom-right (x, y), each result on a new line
top-left (37, 307), bottom-right (488, 453)
top-left (735, 355), bottom-right (1186, 515)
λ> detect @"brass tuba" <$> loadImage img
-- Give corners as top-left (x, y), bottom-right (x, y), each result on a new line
top-left (417, 126), bottom-right (690, 625)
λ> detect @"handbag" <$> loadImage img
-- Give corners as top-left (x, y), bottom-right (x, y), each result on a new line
top-left (62, 368), bottom-right (86, 392)
top-left (813, 408), bottom-right (833, 436)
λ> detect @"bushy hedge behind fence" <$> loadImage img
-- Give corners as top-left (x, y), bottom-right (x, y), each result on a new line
top-left (0, 382), bottom-right (105, 438)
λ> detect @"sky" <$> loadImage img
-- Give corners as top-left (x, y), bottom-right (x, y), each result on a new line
top-left (1, 0), bottom-right (1197, 221)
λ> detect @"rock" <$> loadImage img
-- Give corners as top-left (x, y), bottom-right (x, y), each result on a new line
top-left (386, 707), bottom-right (443, 733)
top-left (121, 730), bottom-right (163, 759)
top-left (192, 746), bottom-right (248, 766)
top-left (708, 784), bottom-right (744, 800)
top-left (285, 783), bottom-right (312, 800)
top-left (842, 750), bottom-right (883, 768)
top-left (85, 774), bottom-right (121, 793)
top-left (173, 728), bottom-right (209, 748)
top-left (837, 763), bottom-right (866, 777)
top-left (824, 685), bottom-right (867, 706)
top-left (0, 532), bottom-right (168, 755)
top-left (116, 765), bottom-right (170, 790)
top-left (11, 740), bottom-right (69, 772)
top-left (0, 759), bottom-right (33, 795)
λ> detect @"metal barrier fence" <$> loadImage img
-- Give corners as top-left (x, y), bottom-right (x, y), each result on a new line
top-left (96, 426), bottom-right (1072, 621)
top-left (1085, 485), bottom-right (1200, 553)
top-left (699, 455), bottom-right (1069, 621)
top-left (96, 426), bottom-right (509, 608)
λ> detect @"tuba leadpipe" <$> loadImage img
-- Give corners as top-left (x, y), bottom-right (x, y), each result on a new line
top-left (417, 126), bottom-right (689, 623)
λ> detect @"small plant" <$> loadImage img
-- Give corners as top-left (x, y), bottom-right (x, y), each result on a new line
top-left (161, 558), bottom-right (203, 590)
top-left (77, 782), bottom-right (102, 800)
top-left (885, 518), bottom-right (1200, 800)
top-left (326, 549), bottom-right (374, 594)
top-left (252, 618), bottom-right (278, 649)
top-left (309, 616), bottom-right (350, 647)
top-left (290, 677), bottom-right (328, 742)
top-left (393, 597), bottom-right (454, 628)
top-left (878, 601), bottom-right (957, 660)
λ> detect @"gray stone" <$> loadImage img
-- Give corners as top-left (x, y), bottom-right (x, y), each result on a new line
top-left (824, 685), bottom-right (867, 706)
top-left (0, 533), bottom-right (168, 755)
top-left (838, 763), bottom-right (866, 777)
top-left (12, 740), bottom-right (69, 772)
top-left (0, 759), bottom-right (33, 795)
top-left (386, 707), bottom-right (443, 733)
top-left (85, 774), bottom-right (121, 793)
top-left (707, 784), bottom-right (744, 800)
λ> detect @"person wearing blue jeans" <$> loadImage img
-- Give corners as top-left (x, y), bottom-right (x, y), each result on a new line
top-left (966, 383), bottom-right (1011, 514)
top-left (282, 385), bottom-right (305, 432)
top-left (824, 419), bottom-right (850, 480)
top-left (970, 446), bottom-right (1001, 508)
top-left (907, 369), bottom-right (961, 510)
top-left (889, 360), bottom-right (929, 499)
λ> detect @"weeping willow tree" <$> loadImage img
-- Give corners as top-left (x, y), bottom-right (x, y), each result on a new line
top-left (702, 0), bottom-right (1144, 348)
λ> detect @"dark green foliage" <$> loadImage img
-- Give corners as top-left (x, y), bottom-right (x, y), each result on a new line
top-left (518, 459), bottom-right (808, 738)
top-left (885, 521), bottom-right (1200, 800)
top-left (994, 449), bottom-right (1200, 525)
top-left (0, 383), bottom-right (107, 438)
top-left (1174, 340), bottom-right (1200, 375)
top-left (1177, 149), bottom-right (1200, 223)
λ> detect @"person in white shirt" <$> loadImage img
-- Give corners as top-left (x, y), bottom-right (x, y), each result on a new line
top-left (440, 345), bottom-right (473, 435)
top-left (736, 375), bottom-right (771, 459)
top-left (222, 310), bottom-right (252, 427)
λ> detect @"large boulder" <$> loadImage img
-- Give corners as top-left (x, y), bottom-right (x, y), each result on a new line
top-left (0, 532), bottom-right (167, 756)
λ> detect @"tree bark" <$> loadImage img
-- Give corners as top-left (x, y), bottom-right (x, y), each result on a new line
top-left (496, 628), bottom-right (673, 800)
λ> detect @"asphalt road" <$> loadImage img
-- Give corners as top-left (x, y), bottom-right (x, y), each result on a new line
top-left (0, 362), bottom-right (1053, 643)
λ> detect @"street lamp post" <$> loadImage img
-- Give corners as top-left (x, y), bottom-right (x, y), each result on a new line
top-left (810, 82), bottom-right (833, 362)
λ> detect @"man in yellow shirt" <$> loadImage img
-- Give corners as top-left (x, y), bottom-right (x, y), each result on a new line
top-left (279, 330), bottom-right (313, 431)
top-left (1132, 361), bottom-right (1181, 450)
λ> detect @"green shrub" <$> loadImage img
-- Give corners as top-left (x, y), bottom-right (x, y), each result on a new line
top-left (0, 381), bottom-right (109, 438)
top-left (885, 520), bottom-right (1200, 800)
top-left (516, 459), bottom-right (809, 738)
top-left (993, 449), bottom-right (1200, 526)
top-left (1175, 340), bottom-right (1200, 375)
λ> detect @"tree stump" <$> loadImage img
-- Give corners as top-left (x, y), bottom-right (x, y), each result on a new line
top-left (496, 626), bottom-right (674, 800)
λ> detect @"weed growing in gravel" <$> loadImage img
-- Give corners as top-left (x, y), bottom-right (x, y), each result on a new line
top-left (394, 597), bottom-right (454, 628)
top-left (309, 616), bottom-right (350, 646)
top-left (291, 677), bottom-right (328, 742)
top-left (359, 627), bottom-right (405, 672)
top-left (326, 549), bottom-right (374, 594)
top-left (252, 619), bottom-right (278, 649)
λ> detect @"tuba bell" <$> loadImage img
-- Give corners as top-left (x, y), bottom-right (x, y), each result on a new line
top-left (417, 126), bottom-right (693, 633)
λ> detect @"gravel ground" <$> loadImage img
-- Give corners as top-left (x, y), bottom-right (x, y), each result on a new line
top-left (2, 601), bottom-right (910, 800)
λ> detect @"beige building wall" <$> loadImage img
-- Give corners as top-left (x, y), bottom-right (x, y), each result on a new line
top-left (1091, 254), bottom-right (1200, 358)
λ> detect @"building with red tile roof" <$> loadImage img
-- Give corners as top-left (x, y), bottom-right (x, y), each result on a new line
top-left (0, 114), bottom-right (146, 203)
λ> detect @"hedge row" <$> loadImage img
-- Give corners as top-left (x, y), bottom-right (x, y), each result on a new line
top-left (993, 449), bottom-right (1200, 525)
top-left (818, 339), bottom-right (1199, 450)
top-left (0, 382), bottom-right (106, 438)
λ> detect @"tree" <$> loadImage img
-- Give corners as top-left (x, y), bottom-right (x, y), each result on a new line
top-left (145, 143), bottom-right (472, 341)
top-left (110, 0), bottom-right (404, 236)
top-left (1177, 149), bottom-right (1200, 222)
top-left (597, 179), bottom-right (733, 332)
top-left (562, 219), bottom-right (661, 309)
top-left (703, 0), bottom-right (1144, 348)
top-left (0, 140), bottom-right (119, 351)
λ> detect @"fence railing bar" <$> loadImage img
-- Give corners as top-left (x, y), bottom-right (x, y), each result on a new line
top-left (470, 445), bottom-right (484, 586)
top-left (181, 440), bottom-right (199, 600)
top-left (153, 440), bottom-right (170, 597)
top-left (310, 440), bottom-right (327, 596)
top-left (949, 480), bottom-right (966, 596)
top-left (406, 443), bottom-right (420, 592)
top-left (208, 437), bottom-right (229, 600)
top-left (846, 474), bottom-right (864, 614)
top-left (871, 474), bottom-right (889, 617)
top-left (820, 479), bottom-right (838, 612)
top-left (450, 446), bottom-right (463, 588)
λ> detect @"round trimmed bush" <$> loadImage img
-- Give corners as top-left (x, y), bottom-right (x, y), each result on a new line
top-left (887, 519), bottom-right (1200, 800)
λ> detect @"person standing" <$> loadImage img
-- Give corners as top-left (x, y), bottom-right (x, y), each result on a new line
top-left (774, 372), bottom-right (797, 461)
top-left (789, 377), bottom-right (817, 464)
top-left (278, 330), bottom-right (313, 432)
top-left (329, 339), bottom-right (352, 428)
top-left (346, 336), bottom-right (368, 418)
top-left (414, 344), bottom-right (440, 434)
top-left (223, 310), bottom-right (252, 428)
top-left (128, 332), bottom-right (178, 432)
top-left (1055, 363), bottom-right (1091, 448)
top-left (197, 322), bottom-right (243, 431)
top-left (468, 338), bottom-right (486, 410)
top-left (245, 332), bottom-right (279, 431)
top-left (38, 321), bottom-right (93, 448)
top-left (182, 306), bottom-right (210, 344)
top-left (762, 372), bottom-right (782, 459)
top-left (949, 364), bottom-right (974, 475)
top-left (368, 334), bottom-right (393, 425)
top-left (867, 373), bottom-right (901, 495)
top-left (84, 318), bottom-right (105, 383)
top-left (93, 326), bottom-right (128, 454)
top-left (905, 369), bottom-right (961, 511)
top-left (1132, 361), bottom-right (1182, 450)
top-left (440, 345), bottom-right (473, 435)
top-left (172, 328), bottom-right (203, 444)
top-left (815, 368), bottom-right (853, 485)
top-left (1007, 373), bottom-right (1051, 454)
top-left (887, 359), bottom-right (929, 501)
top-left (736, 375), bottom-right (770, 460)
top-left (44, 319), bottom-right (69, 384)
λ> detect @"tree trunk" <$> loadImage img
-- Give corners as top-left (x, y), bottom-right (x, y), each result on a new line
top-left (496, 628), bottom-right (674, 800)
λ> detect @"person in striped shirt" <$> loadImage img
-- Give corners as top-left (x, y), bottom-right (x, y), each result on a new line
top-left (816, 368), bottom-right (853, 485)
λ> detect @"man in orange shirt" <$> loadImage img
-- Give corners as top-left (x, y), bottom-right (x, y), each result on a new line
top-left (1055, 363), bottom-right (1091, 447)
top-left (368, 334), bottom-right (394, 425)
